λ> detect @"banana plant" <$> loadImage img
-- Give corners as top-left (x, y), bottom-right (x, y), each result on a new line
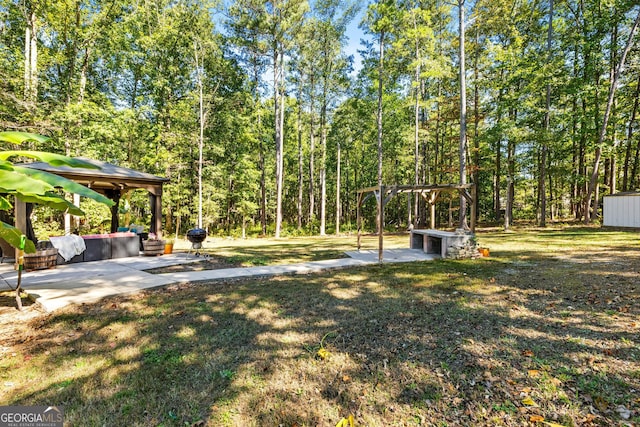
top-left (0, 131), bottom-right (115, 252)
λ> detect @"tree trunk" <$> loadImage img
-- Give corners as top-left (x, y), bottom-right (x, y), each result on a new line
top-left (308, 76), bottom-right (316, 226)
top-left (472, 25), bottom-right (480, 226)
top-left (319, 127), bottom-right (327, 235)
top-left (297, 95), bottom-right (304, 230)
top-left (622, 74), bottom-right (640, 191)
top-left (377, 28), bottom-right (385, 262)
top-left (494, 71), bottom-right (505, 221)
top-left (539, 0), bottom-right (553, 227)
top-left (505, 109), bottom-right (516, 230)
top-left (577, 99), bottom-right (587, 219)
top-left (259, 132), bottom-right (267, 236)
top-left (570, 42), bottom-right (580, 218)
top-left (24, 8), bottom-right (38, 104)
top-left (336, 139), bottom-right (341, 235)
top-left (79, 47), bottom-right (91, 103)
top-left (195, 42), bottom-right (205, 229)
top-left (631, 130), bottom-right (640, 190)
top-left (458, 0), bottom-right (468, 230)
top-left (274, 47), bottom-right (284, 238)
top-left (412, 9), bottom-right (421, 227)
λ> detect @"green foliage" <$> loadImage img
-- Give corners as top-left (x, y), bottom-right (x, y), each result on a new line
top-left (0, 132), bottom-right (114, 251)
top-left (2, 0), bottom-right (640, 236)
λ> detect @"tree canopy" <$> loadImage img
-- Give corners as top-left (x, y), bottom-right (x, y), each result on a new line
top-left (2, 0), bottom-right (640, 237)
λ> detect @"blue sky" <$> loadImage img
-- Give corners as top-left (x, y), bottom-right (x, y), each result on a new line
top-left (344, 7), bottom-right (367, 74)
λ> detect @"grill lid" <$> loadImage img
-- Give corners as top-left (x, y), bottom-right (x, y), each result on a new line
top-left (186, 228), bottom-right (207, 243)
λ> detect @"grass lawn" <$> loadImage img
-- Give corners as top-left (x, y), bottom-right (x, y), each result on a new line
top-left (0, 226), bottom-right (639, 426)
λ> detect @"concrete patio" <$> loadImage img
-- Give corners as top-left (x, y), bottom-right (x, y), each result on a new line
top-left (0, 249), bottom-right (436, 312)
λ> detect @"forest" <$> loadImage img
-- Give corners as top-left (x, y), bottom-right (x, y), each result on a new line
top-left (2, 0), bottom-right (640, 239)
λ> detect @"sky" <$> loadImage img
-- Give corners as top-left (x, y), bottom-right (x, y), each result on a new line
top-left (343, 8), bottom-right (367, 74)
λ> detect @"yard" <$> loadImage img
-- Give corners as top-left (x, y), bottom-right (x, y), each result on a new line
top-left (0, 226), bottom-right (639, 426)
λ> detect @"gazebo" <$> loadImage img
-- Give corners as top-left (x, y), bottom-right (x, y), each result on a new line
top-left (16, 158), bottom-right (169, 239)
top-left (356, 183), bottom-right (476, 263)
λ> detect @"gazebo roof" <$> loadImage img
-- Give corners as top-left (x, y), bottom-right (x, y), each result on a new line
top-left (20, 158), bottom-right (169, 194)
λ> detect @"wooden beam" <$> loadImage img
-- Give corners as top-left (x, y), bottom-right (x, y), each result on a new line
top-left (429, 190), bottom-right (440, 229)
top-left (149, 193), bottom-right (162, 235)
top-left (376, 185), bottom-right (384, 263)
top-left (470, 185), bottom-right (477, 232)
top-left (357, 191), bottom-right (364, 250)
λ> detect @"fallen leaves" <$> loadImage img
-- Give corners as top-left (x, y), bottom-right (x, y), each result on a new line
top-left (529, 413), bottom-right (570, 426)
top-left (316, 348), bottom-right (330, 360)
top-left (527, 369), bottom-right (541, 378)
top-left (593, 396), bottom-right (608, 412)
top-left (335, 415), bottom-right (355, 427)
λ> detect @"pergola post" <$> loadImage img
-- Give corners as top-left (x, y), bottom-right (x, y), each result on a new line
top-left (429, 190), bottom-right (439, 229)
top-left (470, 185), bottom-right (477, 232)
top-left (356, 191), bottom-right (363, 251)
top-left (461, 188), bottom-right (476, 232)
top-left (377, 185), bottom-right (384, 264)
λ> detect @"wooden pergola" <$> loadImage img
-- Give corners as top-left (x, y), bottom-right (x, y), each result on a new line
top-left (16, 159), bottom-right (169, 239)
top-left (356, 184), bottom-right (476, 263)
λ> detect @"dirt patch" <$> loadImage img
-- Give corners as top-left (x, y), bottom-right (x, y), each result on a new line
top-left (144, 256), bottom-right (243, 274)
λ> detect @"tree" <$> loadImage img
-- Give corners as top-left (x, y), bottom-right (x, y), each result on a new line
top-left (457, 0), bottom-right (469, 230)
top-left (309, 0), bottom-right (355, 235)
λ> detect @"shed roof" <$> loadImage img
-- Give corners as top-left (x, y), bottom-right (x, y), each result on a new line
top-left (603, 191), bottom-right (640, 197)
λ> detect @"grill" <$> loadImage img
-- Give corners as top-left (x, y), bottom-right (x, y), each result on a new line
top-left (186, 228), bottom-right (207, 256)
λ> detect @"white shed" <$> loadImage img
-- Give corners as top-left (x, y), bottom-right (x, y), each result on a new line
top-left (603, 192), bottom-right (640, 228)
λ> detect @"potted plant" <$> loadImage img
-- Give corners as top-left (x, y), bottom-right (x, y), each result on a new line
top-left (142, 233), bottom-right (165, 256)
top-left (163, 238), bottom-right (174, 254)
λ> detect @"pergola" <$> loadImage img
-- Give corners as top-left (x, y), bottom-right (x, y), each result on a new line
top-left (356, 184), bottom-right (476, 263)
top-left (16, 158), bottom-right (169, 238)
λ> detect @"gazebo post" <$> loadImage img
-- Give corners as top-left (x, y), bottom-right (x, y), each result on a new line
top-left (105, 189), bottom-right (121, 233)
top-left (64, 194), bottom-right (81, 234)
top-left (149, 189), bottom-right (163, 236)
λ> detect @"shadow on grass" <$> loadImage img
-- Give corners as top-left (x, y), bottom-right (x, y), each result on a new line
top-left (4, 240), bottom-right (640, 425)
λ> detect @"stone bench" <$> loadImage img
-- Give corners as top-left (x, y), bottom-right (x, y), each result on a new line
top-left (410, 229), bottom-right (474, 258)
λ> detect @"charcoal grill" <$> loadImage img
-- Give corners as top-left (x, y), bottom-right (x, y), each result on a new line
top-left (186, 228), bottom-right (207, 256)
